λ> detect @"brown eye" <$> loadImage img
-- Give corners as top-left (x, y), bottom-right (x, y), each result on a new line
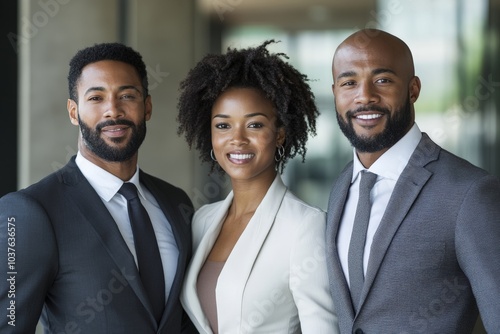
top-left (248, 123), bottom-right (264, 129)
top-left (341, 81), bottom-right (356, 87)
top-left (215, 123), bottom-right (230, 129)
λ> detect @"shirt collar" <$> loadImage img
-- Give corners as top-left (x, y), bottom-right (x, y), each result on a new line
top-left (352, 123), bottom-right (422, 183)
top-left (75, 151), bottom-right (143, 202)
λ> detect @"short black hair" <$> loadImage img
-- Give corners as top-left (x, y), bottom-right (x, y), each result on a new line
top-left (177, 40), bottom-right (319, 173)
top-left (68, 42), bottom-right (148, 102)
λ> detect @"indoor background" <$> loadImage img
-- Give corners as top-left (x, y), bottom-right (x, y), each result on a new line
top-left (1, 0), bottom-right (498, 333)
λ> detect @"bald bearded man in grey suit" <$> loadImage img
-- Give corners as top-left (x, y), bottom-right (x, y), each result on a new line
top-left (326, 29), bottom-right (500, 334)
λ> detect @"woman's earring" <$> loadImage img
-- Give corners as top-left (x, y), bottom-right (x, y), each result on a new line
top-left (210, 149), bottom-right (217, 162)
top-left (275, 146), bottom-right (285, 162)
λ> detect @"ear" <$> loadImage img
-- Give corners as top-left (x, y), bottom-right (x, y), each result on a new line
top-left (409, 76), bottom-right (421, 103)
top-left (276, 127), bottom-right (286, 147)
top-left (67, 99), bottom-right (79, 126)
top-left (144, 95), bottom-right (153, 121)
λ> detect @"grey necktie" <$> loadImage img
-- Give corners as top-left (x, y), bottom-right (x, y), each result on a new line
top-left (348, 170), bottom-right (377, 311)
top-left (119, 183), bottom-right (165, 324)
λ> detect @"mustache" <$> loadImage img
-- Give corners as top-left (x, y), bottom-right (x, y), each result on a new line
top-left (346, 105), bottom-right (390, 117)
top-left (96, 119), bottom-right (135, 132)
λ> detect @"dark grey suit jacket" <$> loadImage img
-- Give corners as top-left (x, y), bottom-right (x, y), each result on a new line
top-left (326, 133), bottom-right (500, 334)
top-left (0, 156), bottom-right (195, 333)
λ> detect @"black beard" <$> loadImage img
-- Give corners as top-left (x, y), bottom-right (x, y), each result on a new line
top-left (335, 97), bottom-right (412, 153)
top-left (78, 115), bottom-right (147, 162)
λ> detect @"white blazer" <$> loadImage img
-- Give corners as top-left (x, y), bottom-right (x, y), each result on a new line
top-left (181, 174), bottom-right (338, 333)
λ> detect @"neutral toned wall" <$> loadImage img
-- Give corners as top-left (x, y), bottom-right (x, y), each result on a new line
top-left (19, 0), bottom-right (202, 198)
top-left (129, 0), bottom-right (198, 191)
top-left (19, 0), bottom-right (116, 188)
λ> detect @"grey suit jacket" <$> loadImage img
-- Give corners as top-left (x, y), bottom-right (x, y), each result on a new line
top-left (326, 133), bottom-right (500, 334)
top-left (0, 156), bottom-right (194, 333)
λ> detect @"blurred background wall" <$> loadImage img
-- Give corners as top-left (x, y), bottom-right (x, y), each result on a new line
top-left (1, 0), bottom-right (498, 332)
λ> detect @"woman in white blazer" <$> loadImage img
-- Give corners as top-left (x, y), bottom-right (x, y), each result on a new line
top-left (177, 41), bottom-right (339, 334)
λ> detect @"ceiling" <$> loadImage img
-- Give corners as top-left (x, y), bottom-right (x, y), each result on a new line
top-left (198, 0), bottom-right (378, 30)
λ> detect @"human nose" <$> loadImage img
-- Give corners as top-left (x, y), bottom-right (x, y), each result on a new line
top-left (354, 81), bottom-right (379, 105)
top-left (230, 126), bottom-right (248, 145)
top-left (103, 98), bottom-right (124, 118)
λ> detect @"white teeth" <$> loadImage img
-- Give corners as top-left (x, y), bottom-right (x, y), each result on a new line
top-left (357, 114), bottom-right (382, 120)
top-left (229, 154), bottom-right (254, 160)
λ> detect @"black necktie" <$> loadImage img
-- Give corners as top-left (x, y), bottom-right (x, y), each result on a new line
top-left (348, 170), bottom-right (377, 311)
top-left (119, 182), bottom-right (165, 323)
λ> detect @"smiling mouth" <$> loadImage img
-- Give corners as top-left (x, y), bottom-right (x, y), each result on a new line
top-left (229, 153), bottom-right (254, 160)
top-left (103, 126), bottom-right (128, 132)
top-left (355, 114), bottom-right (383, 120)
top-left (101, 126), bottom-right (130, 138)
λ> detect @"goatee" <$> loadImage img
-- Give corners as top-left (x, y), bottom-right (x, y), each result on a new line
top-left (78, 115), bottom-right (147, 162)
top-left (335, 97), bottom-right (413, 153)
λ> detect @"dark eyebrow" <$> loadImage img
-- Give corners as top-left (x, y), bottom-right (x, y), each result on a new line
top-left (83, 85), bottom-right (142, 97)
top-left (245, 112), bottom-right (269, 119)
top-left (372, 68), bottom-right (396, 76)
top-left (336, 68), bottom-right (397, 81)
top-left (212, 112), bottom-right (270, 120)
top-left (336, 71), bottom-right (356, 81)
top-left (118, 85), bottom-right (142, 93)
top-left (84, 87), bottom-right (105, 96)
top-left (212, 114), bottom-right (229, 119)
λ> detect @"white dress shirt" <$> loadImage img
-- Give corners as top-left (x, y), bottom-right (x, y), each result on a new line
top-left (75, 152), bottom-right (178, 302)
top-left (337, 124), bottom-right (422, 286)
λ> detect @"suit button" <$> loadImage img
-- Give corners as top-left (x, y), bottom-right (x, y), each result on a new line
top-left (354, 329), bottom-right (364, 334)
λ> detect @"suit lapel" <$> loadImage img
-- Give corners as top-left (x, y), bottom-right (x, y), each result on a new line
top-left (326, 162), bottom-right (353, 246)
top-left (139, 171), bottom-right (192, 325)
top-left (60, 159), bottom-right (155, 325)
top-left (326, 163), bottom-right (356, 321)
top-left (217, 174), bottom-right (287, 332)
top-left (358, 134), bottom-right (440, 311)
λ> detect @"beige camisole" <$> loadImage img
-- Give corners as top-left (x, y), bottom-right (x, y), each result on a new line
top-left (196, 260), bottom-right (225, 334)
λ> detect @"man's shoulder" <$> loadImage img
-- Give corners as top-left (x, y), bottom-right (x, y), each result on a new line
top-left (21, 161), bottom-right (81, 196)
top-left (140, 170), bottom-right (186, 194)
top-left (0, 176), bottom-right (58, 220)
top-left (409, 137), bottom-right (500, 199)
top-left (431, 145), bottom-right (490, 180)
top-left (139, 170), bottom-right (193, 209)
top-left (417, 133), bottom-right (490, 177)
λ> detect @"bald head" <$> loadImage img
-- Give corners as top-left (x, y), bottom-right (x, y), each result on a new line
top-left (333, 29), bottom-right (415, 83)
top-left (331, 29), bottom-right (421, 164)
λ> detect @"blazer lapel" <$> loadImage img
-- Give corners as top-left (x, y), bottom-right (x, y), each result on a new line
top-left (217, 174), bottom-right (287, 333)
top-left (182, 194), bottom-right (233, 333)
top-left (326, 163), bottom-right (356, 321)
top-left (60, 159), bottom-right (154, 324)
top-left (358, 134), bottom-right (440, 311)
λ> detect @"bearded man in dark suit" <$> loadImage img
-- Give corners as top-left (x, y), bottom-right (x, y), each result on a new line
top-left (0, 43), bottom-right (194, 334)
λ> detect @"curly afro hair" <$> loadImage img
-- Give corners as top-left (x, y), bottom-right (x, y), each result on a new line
top-left (177, 40), bottom-right (319, 173)
top-left (68, 42), bottom-right (148, 103)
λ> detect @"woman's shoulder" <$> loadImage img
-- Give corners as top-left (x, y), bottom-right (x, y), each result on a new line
top-left (193, 200), bottom-right (225, 223)
top-left (190, 200), bottom-right (227, 247)
top-left (275, 191), bottom-right (327, 247)
top-left (280, 190), bottom-right (326, 219)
